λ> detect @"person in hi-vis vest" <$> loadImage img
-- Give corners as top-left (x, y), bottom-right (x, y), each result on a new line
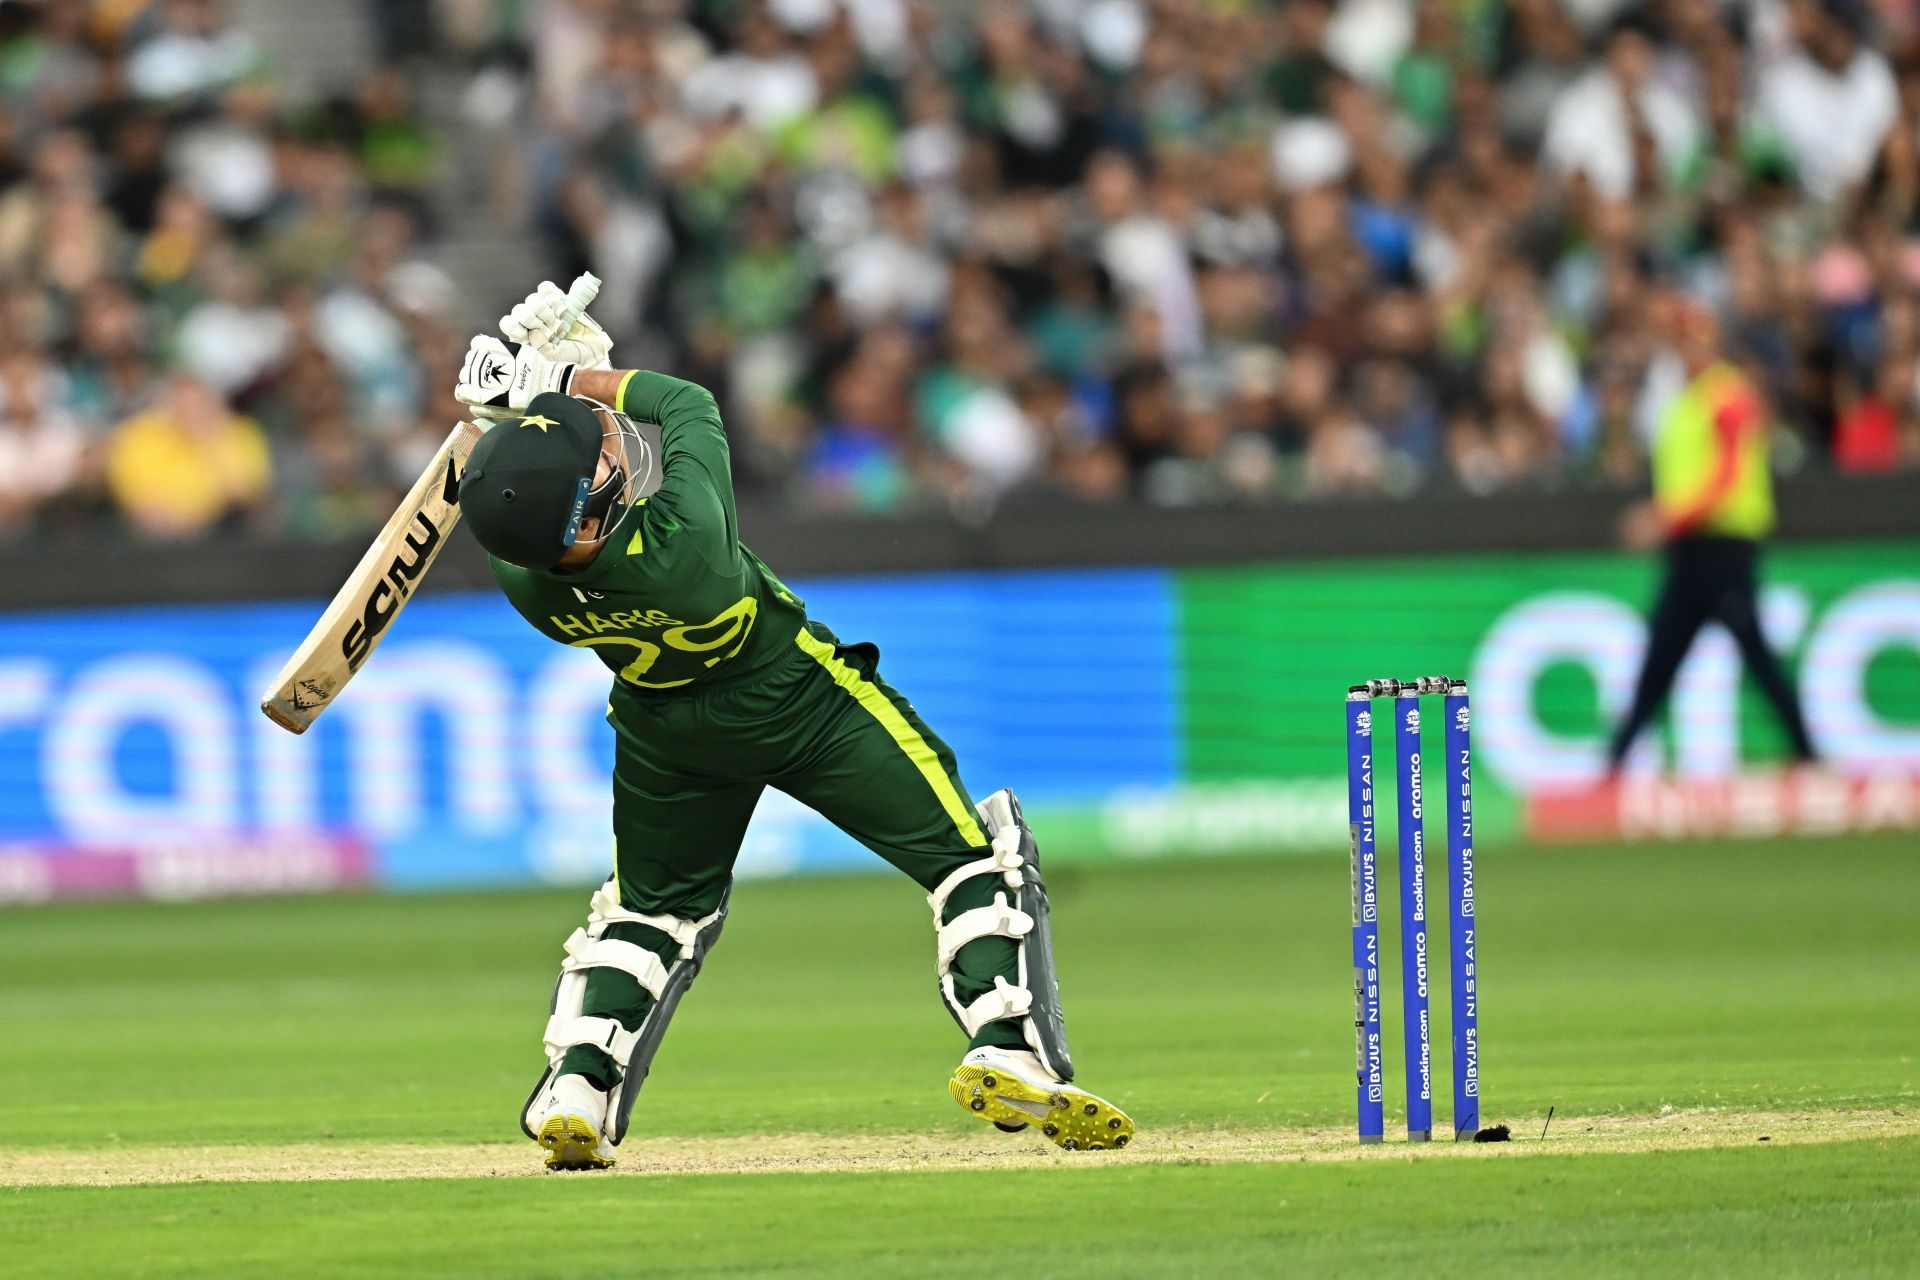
top-left (1609, 289), bottom-right (1818, 771)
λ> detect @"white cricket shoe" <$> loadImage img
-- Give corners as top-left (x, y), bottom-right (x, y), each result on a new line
top-left (529, 1073), bottom-right (614, 1171)
top-left (949, 1045), bottom-right (1135, 1151)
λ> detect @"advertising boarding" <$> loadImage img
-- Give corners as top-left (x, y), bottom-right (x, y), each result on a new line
top-left (0, 543), bottom-right (1914, 902)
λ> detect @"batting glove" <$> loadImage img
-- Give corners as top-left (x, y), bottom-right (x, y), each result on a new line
top-left (501, 280), bottom-right (614, 371)
top-left (455, 334), bottom-right (577, 420)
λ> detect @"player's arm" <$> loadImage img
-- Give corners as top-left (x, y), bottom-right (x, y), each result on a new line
top-left (1660, 387), bottom-right (1756, 539)
top-left (573, 367), bottom-right (727, 463)
top-left (574, 367), bottom-right (739, 546)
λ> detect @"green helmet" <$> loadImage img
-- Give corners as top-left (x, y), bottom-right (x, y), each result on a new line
top-left (459, 392), bottom-right (605, 570)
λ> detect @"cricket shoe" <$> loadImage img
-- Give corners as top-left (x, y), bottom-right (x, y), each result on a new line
top-left (949, 1046), bottom-right (1135, 1151)
top-left (528, 1073), bottom-right (615, 1171)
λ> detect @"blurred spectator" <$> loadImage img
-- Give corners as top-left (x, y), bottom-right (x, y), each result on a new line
top-left (806, 353), bottom-right (914, 511)
top-left (349, 66), bottom-right (442, 213)
top-left (1543, 15), bottom-right (1701, 200)
top-left (175, 243), bottom-right (288, 394)
top-left (0, 350), bottom-right (86, 537)
top-left (1757, 0), bottom-right (1899, 204)
top-left (127, 0), bottom-right (262, 106)
top-left (106, 374), bottom-right (269, 538)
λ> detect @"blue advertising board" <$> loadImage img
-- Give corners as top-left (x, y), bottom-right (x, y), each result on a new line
top-left (0, 568), bottom-right (1179, 897)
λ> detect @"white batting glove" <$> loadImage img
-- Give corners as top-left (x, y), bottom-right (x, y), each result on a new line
top-left (501, 280), bottom-right (614, 370)
top-left (455, 334), bottom-right (577, 420)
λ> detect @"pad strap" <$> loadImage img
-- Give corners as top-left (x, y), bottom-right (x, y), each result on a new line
top-left (543, 1014), bottom-right (641, 1067)
top-left (561, 929), bottom-right (671, 1000)
top-left (950, 974), bottom-right (1034, 1036)
top-left (588, 881), bottom-right (726, 958)
top-left (936, 892), bottom-right (1033, 972)
top-left (926, 829), bottom-right (1026, 920)
top-left (976, 790), bottom-right (1018, 837)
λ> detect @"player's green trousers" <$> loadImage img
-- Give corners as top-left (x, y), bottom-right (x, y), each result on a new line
top-left (560, 621), bottom-right (1025, 1088)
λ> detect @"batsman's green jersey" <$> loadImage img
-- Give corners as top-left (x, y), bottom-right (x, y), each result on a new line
top-left (488, 371), bottom-right (1022, 1088)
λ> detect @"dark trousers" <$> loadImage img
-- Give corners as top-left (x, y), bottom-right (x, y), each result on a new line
top-left (1607, 536), bottom-right (1817, 768)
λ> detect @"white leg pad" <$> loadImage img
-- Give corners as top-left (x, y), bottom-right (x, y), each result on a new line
top-left (936, 893), bottom-right (1034, 972)
top-left (929, 789), bottom-right (1076, 1081)
top-left (543, 1014), bottom-right (641, 1066)
top-left (522, 878), bottom-right (732, 1146)
top-left (947, 974), bottom-right (1035, 1037)
top-left (926, 831), bottom-right (1025, 920)
top-left (561, 930), bottom-right (671, 1001)
top-left (587, 881), bottom-right (724, 959)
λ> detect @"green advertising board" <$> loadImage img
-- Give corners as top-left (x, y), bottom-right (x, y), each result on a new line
top-left (1035, 540), bottom-right (1920, 863)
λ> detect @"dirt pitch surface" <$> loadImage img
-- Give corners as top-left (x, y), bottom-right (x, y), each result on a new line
top-left (4, 1108), bottom-right (1912, 1189)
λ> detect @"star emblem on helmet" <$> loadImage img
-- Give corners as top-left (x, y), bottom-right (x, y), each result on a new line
top-left (518, 415), bottom-right (559, 432)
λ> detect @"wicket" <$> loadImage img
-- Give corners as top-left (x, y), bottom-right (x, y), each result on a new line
top-left (1346, 675), bottom-right (1479, 1143)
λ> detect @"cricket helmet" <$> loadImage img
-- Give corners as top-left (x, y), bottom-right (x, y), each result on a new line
top-left (459, 392), bottom-right (609, 570)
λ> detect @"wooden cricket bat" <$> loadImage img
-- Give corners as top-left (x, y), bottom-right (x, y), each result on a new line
top-left (260, 273), bottom-right (603, 734)
top-left (259, 419), bottom-right (485, 734)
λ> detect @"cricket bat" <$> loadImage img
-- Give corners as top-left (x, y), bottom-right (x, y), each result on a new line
top-left (259, 273), bottom-right (604, 734)
top-left (258, 419), bottom-right (485, 733)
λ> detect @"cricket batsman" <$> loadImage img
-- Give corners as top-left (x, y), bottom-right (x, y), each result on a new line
top-left (451, 284), bottom-right (1134, 1169)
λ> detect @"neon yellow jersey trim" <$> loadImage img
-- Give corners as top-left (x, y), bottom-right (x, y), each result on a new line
top-left (618, 372), bottom-right (644, 556)
top-left (793, 629), bottom-right (987, 848)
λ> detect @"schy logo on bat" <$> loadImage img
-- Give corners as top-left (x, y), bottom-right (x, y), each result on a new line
top-left (340, 459), bottom-right (457, 670)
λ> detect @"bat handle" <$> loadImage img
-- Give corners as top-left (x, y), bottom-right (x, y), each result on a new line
top-left (560, 272), bottom-right (602, 329)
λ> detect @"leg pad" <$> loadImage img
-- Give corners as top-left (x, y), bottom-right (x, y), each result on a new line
top-left (930, 789), bottom-right (1075, 1081)
top-left (520, 879), bottom-right (729, 1145)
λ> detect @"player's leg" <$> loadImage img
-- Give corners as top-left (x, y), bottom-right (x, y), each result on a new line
top-left (779, 631), bottom-right (1027, 1056)
top-left (524, 731), bottom-right (760, 1171)
top-left (1606, 542), bottom-right (1714, 769)
top-left (1711, 542), bottom-right (1818, 762)
top-left (777, 626), bottom-right (1132, 1150)
top-left (944, 791), bottom-right (1131, 1150)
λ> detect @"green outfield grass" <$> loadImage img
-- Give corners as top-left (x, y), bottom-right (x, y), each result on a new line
top-left (2, 834), bottom-right (1917, 1277)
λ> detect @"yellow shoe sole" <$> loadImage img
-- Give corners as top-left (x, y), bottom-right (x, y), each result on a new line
top-left (950, 1064), bottom-right (1135, 1151)
top-left (537, 1114), bottom-right (614, 1171)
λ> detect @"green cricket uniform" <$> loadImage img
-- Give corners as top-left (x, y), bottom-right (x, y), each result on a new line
top-left (485, 372), bottom-right (1022, 1088)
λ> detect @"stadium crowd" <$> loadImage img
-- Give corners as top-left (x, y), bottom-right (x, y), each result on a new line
top-left (0, 0), bottom-right (463, 542)
top-left (0, 0), bottom-right (1916, 542)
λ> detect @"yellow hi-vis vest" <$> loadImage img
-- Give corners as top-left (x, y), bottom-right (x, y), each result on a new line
top-left (1652, 361), bottom-right (1774, 540)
